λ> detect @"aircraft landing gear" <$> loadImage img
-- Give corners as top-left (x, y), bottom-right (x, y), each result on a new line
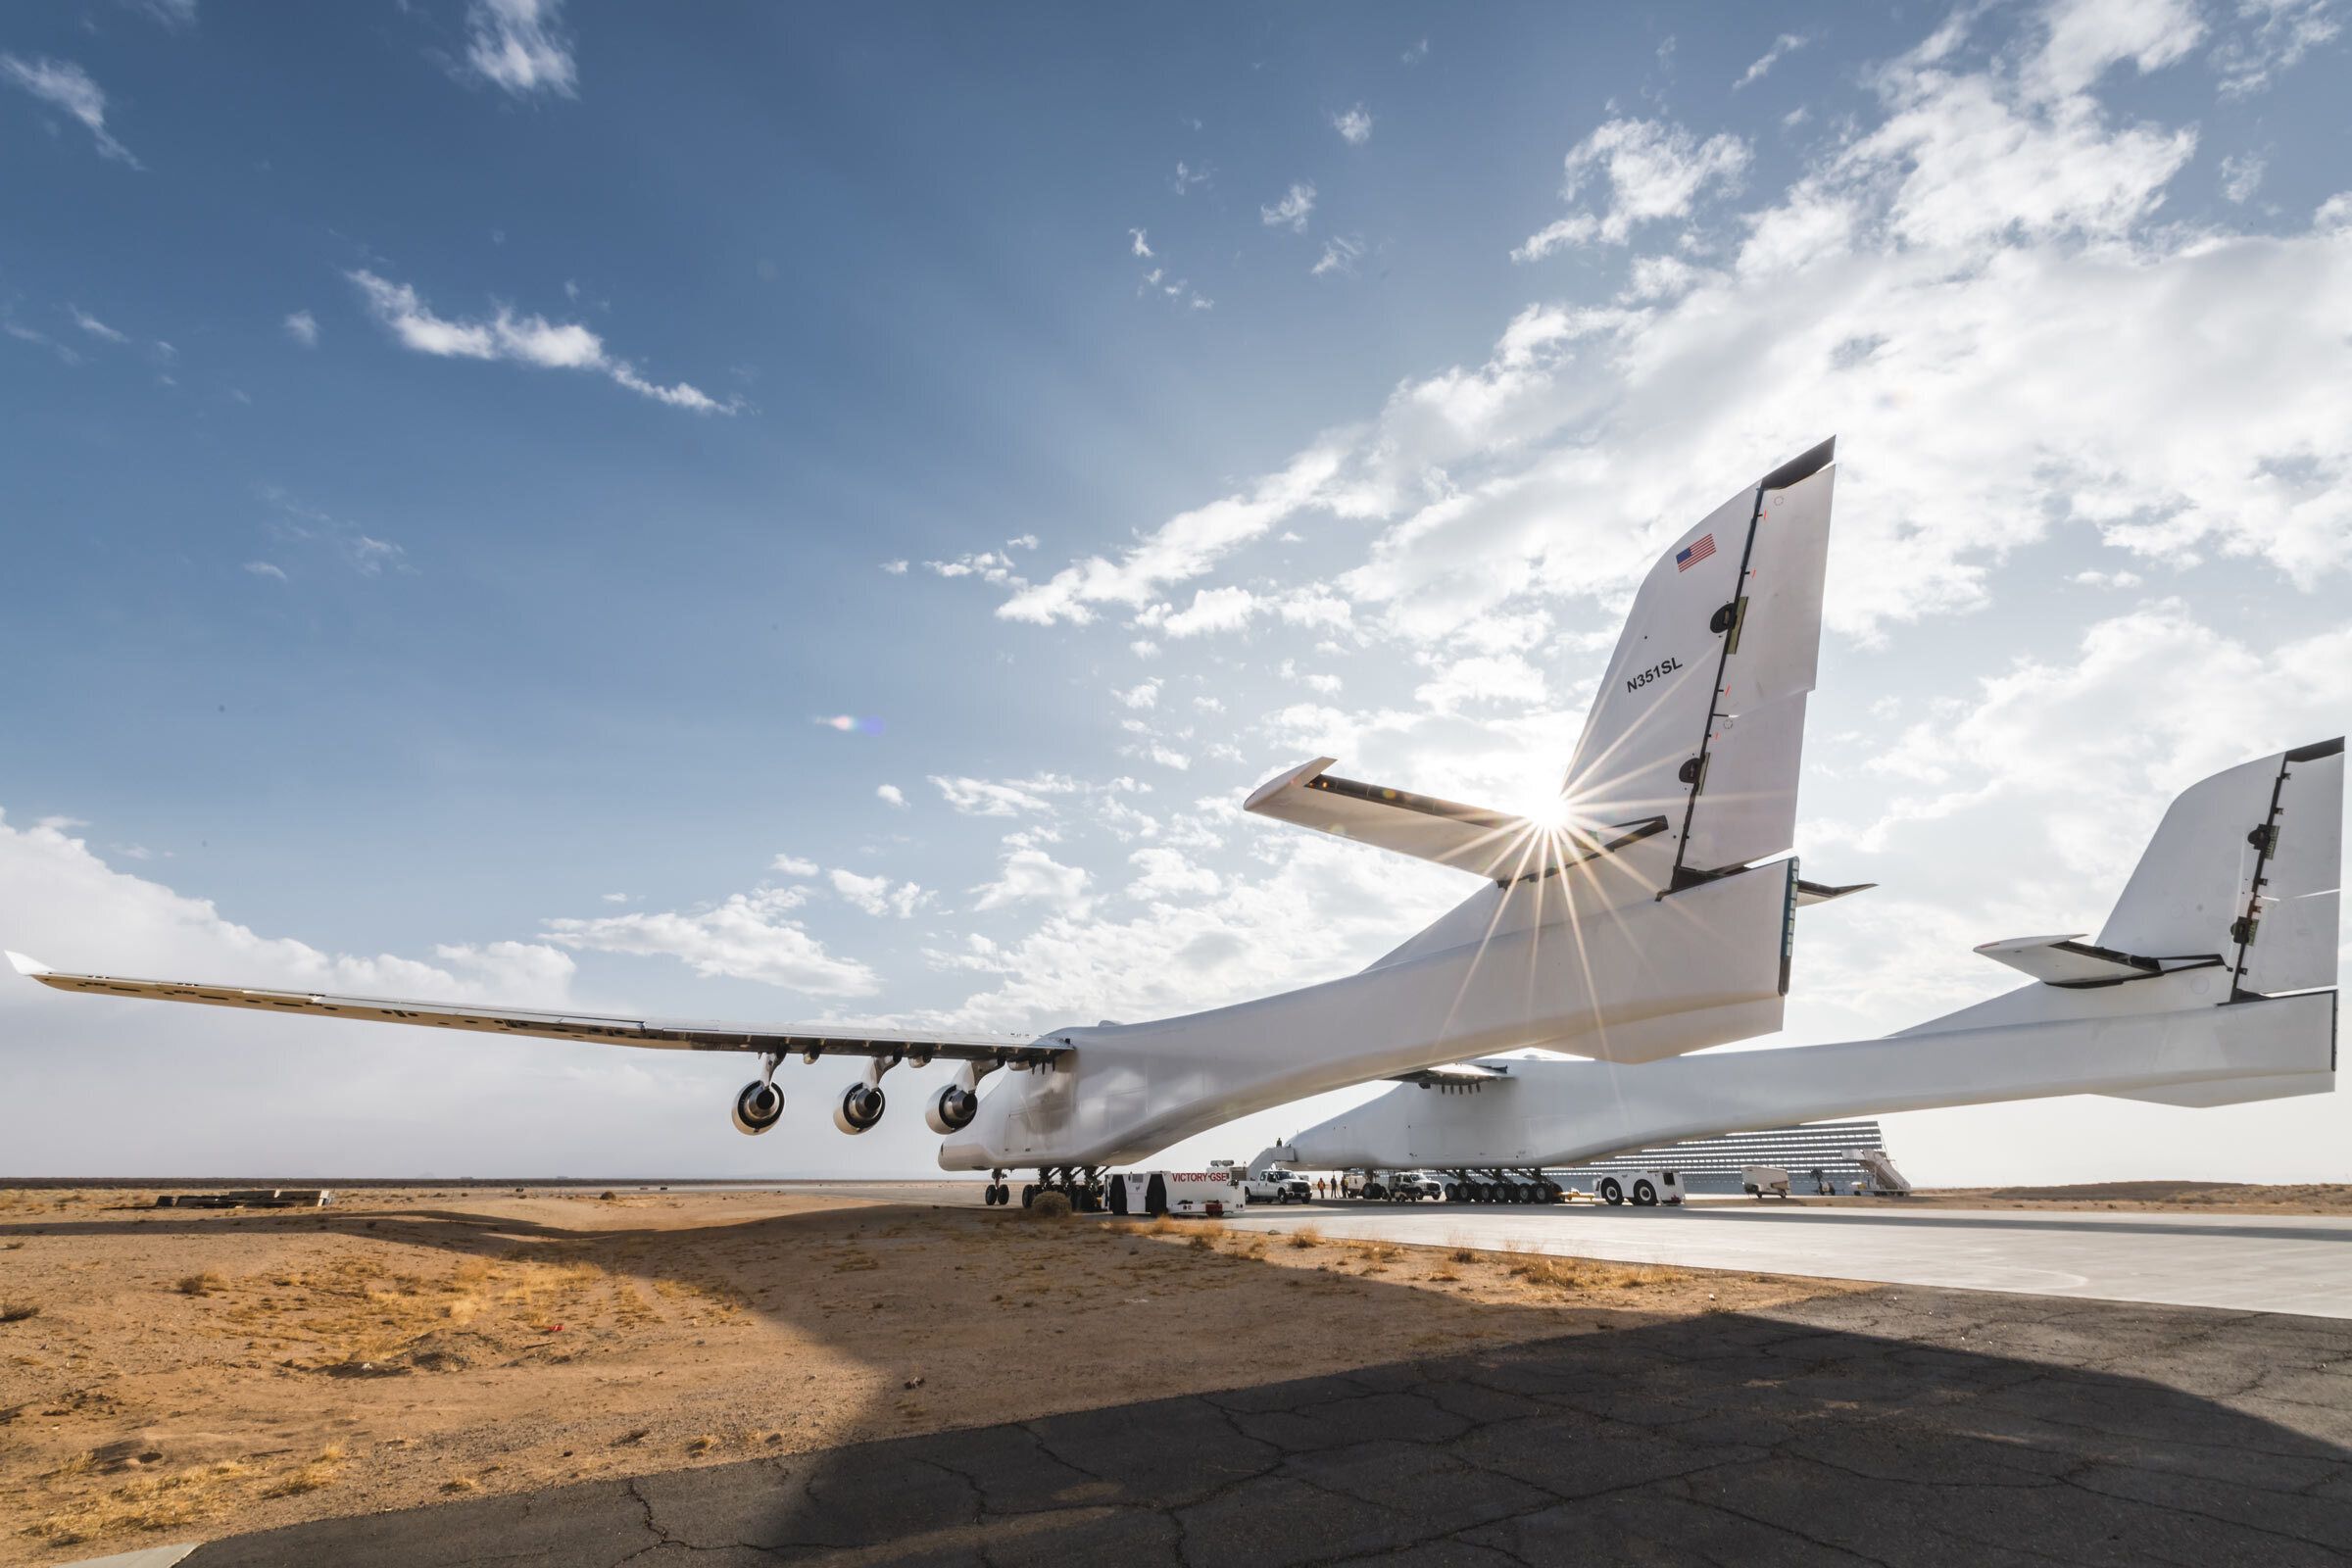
top-left (982, 1170), bottom-right (1011, 1206)
top-left (1012, 1166), bottom-right (1105, 1212)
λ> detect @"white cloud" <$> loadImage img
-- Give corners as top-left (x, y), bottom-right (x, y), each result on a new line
top-left (1127, 847), bottom-right (1220, 902)
top-left (770, 854), bottom-right (818, 876)
top-left (2211, 0), bottom-right (2340, 95)
top-left (0, 811), bottom-right (579, 1011)
top-left (970, 846), bottom-right (1090, 912)
top-left (1129, 227), bottom-right (1153, 258)
top-left (346, 270), bottom-right (731, 413)
top-left (465, 0), bottom-right (578, 98)
top-left (544, 885), bottom-right (875, 996)
top-left (983, 4), bottom-right (2352, 672)
top-left (1171, 160), bottom-right (1210, 195)
top-left (70, 307), bottom-right (126, 344)
top-left (1736, 32), bottom-right (1809, 88)
top-left (136, 0), bottom-right (199, 29)
top-left (1516, 118), bottom-right (1750, 255)
top-left (2070, 567), bottom-right (2144, 589)
top-left (998, 444), bottom-right (1344, 626)
top-left (2220, 151), bottom-right (2267, 204)
top-left (1401, 38), bottom-right (1430, 65)
top-left (929, 774), bottom-right (1076, 817)
top-left (1116, 679), bottom-right (1161, 710)
top-left (600, 891), bottom-right (631, 903)
top-left (1260, 181), bottom-right (1317, 233)
top-left (1311, 234), bottom-right (1366, 278)
top-left (242, 561), bottom-right (287, 582)
top-left (1332, 105), bottom-right (1372, 146)
top-left (876, 783), bottom-right (907, 808)
top-left (880, 559), bottom-right (908, 575)
top-left (284, 310), bottom-right (318, 347)
top-left (829, 867), bottom-right (929, 918)
top-left (1, 56), bottom-right (140, 168)
top-left (1834, 603), bottom-right (2352, 883)
top-left (2029, 0), bottom-right (2204, 97)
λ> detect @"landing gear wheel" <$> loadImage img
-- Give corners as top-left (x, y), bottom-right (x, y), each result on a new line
top-left (1599, 1178), bottom-right (1624, 1206)
top-left (1021, 1183), bottom-right (1039, 1208)
top-left (1633, 1179), bottom-right (1658, 1207)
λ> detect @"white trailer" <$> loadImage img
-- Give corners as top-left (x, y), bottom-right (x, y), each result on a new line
top-left (1106, 1167), bottom-right (1244, 1217)
top-left (1592, 1169), bottom-right (1683, 1206)
top-left (1742, 1165), bottom-right (1793, 1200)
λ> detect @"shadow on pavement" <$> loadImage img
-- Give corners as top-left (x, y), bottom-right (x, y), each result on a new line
top-left (177, 1272), bottom-right (2352, 1567)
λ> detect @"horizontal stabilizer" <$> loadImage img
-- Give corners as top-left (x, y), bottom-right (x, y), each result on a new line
top-left (1973, 934), bottom-right (2196, 986)
top-left (1795, 878), bottom-right (1874, 906)
top-left (1244, 759), bottom-right (1666, 881)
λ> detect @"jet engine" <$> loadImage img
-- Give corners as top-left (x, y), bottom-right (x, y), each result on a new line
top-left (833, 1082), bottom-right (886, 1134)
top-left (924, 1084), bottom-right (978, 1135)
top-left (731, 1079), bottom-right (784, 1136)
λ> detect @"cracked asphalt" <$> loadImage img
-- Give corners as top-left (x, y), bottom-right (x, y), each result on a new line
top-left (182, 1284), bottom-right (2352, 1566)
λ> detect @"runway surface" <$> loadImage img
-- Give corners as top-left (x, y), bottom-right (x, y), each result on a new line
top-left (178, 1285), bottom-right (2352, 1567)
top-left (1222, 1200), bottom-right (2352, 1318)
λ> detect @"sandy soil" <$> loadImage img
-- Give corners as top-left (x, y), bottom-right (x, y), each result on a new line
top-left (0, 1186), bottom-right (1838, 1564)
top-left (1903, 1182), bottom-right (2352, 1215)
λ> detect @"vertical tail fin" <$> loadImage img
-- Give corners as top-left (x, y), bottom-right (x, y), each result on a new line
top-left (1560, 438), bottom-right (1837, 890)
top-left (2098, 738), bottom-right (2343, 998)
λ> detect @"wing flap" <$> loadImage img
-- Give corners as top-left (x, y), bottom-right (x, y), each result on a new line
top-left (9, 956), bottom-right (1058, 1065)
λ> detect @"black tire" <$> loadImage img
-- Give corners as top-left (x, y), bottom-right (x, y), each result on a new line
top-left (1021, 1183), bottom-right (1039, 1208)
top-left (1145, 1174), bottom-right (1168, 1216)
top-left (1633, 1179), bottom-right (1658, 1207)
top-left (1600, 1179), bottom-right (1624, 1206)
top-left (1107, 1180), bottom-right (1128, 1215)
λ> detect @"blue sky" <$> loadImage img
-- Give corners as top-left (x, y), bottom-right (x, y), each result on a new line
top-left (3, 0), bottom-right (2349, 1182)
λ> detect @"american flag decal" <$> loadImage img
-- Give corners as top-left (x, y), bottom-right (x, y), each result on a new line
top-left (1676, 533), bottom-right (1716, 572)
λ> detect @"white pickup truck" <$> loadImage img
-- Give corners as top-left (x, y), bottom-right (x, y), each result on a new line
top-left (1243, 1167), bottom-right (1311, 1204)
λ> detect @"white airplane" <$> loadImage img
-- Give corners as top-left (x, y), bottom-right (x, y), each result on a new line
top-left (11, 439), bottom-right (1850, 1209)
top-left (1263, 739), bottom-right (2343, 1192)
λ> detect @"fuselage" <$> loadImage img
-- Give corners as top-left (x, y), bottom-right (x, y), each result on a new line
top-left (938, 853), bottom-right (1796, 1169)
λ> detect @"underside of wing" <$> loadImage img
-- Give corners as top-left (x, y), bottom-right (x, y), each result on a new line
top-left (7, 953), bottom-right (1058, 1065)
top-left (1243, 759), bottom-right (1669, 881)
top-left (1387, 1061), bottom-right (1513, 1085)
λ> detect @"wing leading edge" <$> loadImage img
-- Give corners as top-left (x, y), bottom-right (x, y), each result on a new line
top-left (5, 953), bottom-right (1060, 1066)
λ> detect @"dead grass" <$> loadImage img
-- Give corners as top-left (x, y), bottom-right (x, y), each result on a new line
top-left (175, 1271), bottom-right (226, 1297)
top-left (0, 1301), bottom-right (37, 1324)
top-left (1288, 1226), bottom-right (1322, 1250)
top-left (24, 1457), bottom-right (283, 1546)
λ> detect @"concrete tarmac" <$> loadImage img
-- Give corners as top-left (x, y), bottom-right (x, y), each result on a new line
top-left (179, 1285), bottom-right (2352, 1567)
top-left (1223, 1200), bottom-right (2352, 1318)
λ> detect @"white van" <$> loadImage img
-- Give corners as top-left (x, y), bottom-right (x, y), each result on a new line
top-left (1592, 1169), bottom-right (1683, 1206)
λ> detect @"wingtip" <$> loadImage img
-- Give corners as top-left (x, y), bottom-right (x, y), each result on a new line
top-left (6, 950), bottom-right (53, 979)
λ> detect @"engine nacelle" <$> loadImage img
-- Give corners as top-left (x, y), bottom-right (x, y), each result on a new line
top-left (924, 1084), bottom-right (978, 1135)
top-left (832, 1082), bottom-right (886, 1135)
top-left (731, 1080), bottom-right (784, 1136)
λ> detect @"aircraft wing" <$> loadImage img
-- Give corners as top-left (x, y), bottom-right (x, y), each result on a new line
top-left (6, 952), bottom-right (1059, 1065)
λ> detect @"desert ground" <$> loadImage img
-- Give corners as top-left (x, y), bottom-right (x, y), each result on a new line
top-left (0, 1184), bottom-right (1839, 1565)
